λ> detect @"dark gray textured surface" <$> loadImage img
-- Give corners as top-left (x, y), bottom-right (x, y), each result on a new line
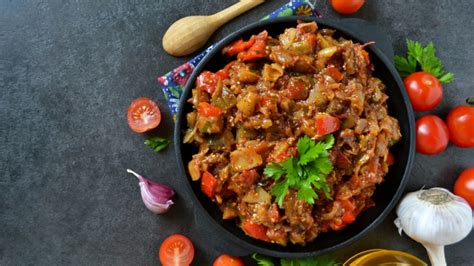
top-left (1, 0), bottom-right (473, 265)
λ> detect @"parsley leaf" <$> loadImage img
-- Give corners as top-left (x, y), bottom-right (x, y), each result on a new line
top-left (272, 181), bottom-right (290, 207)
top-left (264, 163), bottom-right (286, 180)
top-left (265, 135), bottom-right (334, 207)
top-left (395, 39), bottom-right (454, 83)
top-left (252, 253), bottom-right (275, 266)
top-left (144, 137), bottom-right (170, 152)
top-left (296, 179), bottom-right (317, 204)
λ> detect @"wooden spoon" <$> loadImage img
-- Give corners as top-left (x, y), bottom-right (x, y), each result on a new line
top-left (162, 0), bottom-right (265, 57)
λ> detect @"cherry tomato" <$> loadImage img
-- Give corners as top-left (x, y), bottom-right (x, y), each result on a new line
top-left (127, 97), bottom-right (161, 133)
top-left (330, 0), bottom-right (365, 15)
top-left (159, 234), bottom-right (194, 266)
top-left (403, 71), bottom-right (443, 112)
top-left (241, 221), bottom-right (270, 242)
top-left (447, 105), bottom-right (474, 148)
top-left (201, 171), bottom-right (217, 198)
top-left (416, 115), bottom-right (449, 155)
top-left (315, 113), bottom-right (341, 136)
top-left (213, 254), bottom-right (245, 266)
top-left (454, 168), bottom-right (474, 209)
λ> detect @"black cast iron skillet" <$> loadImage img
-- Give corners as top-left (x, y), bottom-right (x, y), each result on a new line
top-left (175, 16), bottom-right (415, 258)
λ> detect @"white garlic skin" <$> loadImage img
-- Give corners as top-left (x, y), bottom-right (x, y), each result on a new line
top-left (395, 187), bottom-right (472, 246)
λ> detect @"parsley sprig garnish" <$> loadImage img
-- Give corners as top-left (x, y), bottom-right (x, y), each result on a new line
top-left (144, 137), bottom-right (170, 152)
top-left (394, 39), bottom-right (454, 83)
top-left (264, 135), bottom-right (334, 207)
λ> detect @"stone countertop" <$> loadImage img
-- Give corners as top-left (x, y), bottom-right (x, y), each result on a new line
top-left (1, 0), bottom-right (473, 265)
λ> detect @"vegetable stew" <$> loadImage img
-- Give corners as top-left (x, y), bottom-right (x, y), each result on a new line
top-left (183, 21), bottom-right (401, 246)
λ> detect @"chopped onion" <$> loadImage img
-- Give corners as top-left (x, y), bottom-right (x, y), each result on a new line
top-left (127, 169), bottom-right (175, 214)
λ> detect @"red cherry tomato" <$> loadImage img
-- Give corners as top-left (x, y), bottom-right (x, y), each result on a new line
top-left (127, 97), bottom-right (161, 133)
top-left (447, 105), bottom-right (474, 148)
top-left (159, 234), bottom-right (194, 266)
top-left (415, 115), bottom-right (449, 155)
top-left (454, 168), bottom-right (474, 209)
top-left (330, 0), bottom-right (365, 14)
top-left (213, 254), bottom-right (245, 266)
top-left (403, 71), bottom-right (443, 112)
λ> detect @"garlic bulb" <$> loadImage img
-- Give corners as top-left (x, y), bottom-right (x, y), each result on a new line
top-left (394, 187), bottom-right (472, 266)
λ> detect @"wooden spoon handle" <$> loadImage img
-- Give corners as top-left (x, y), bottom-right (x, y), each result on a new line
top-left (210, 0), bottom-right (265, 26)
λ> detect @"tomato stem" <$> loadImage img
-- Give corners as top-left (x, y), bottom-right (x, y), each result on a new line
top-left (466, 97), bottom-right (474, 106)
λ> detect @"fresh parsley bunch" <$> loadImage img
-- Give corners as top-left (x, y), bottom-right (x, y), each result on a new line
top-left (264, 135), bottom-right (334, 207)
top-left (395, 39), bottom-right (454, 83)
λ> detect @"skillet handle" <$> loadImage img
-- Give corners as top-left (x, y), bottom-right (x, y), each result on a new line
top-left (330, 18), bottom-right (395, 60)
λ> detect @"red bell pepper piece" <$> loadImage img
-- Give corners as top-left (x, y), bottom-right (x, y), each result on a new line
top-left (327, 66), bottom-right (344, 82)
top-left (315, 113), bottom-right (341, 136)
top-left (241, 221), bottom-right (270, 241)
top-left (198, 102), bottom-right (223, 117)
top-left (201, 171), bottom-right (217, 198)
top-left (196, 71), bottom-right (219, 94)
top-left (238, 31), bottom-right (268, 61)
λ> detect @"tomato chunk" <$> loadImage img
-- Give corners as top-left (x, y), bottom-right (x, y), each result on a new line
top-left (361, 49), bottom-right (370, 65)
top-left (222, 36), bottom-right (256, 57)
top-left (285, 78), bottom-right (308, 100)
top-left (315, 113), bottom-right (341, 136)
top-left (198, 102), bottom-right (223, 117)
top-left (223, 39), bottom-right (246, 57)
top-left (328, 199), bottom-right (358, 230)
top-left (215, 69), bottom-right (229, 80)
top-left (238, 31), bottom-right (268, 61)
top-left (201, 171), bottom-right (218, 198)
top-left (236, 169), bottom-right (259, 187)
top-left (196, 71), bottom-right (219, 94)
top-left (327, 66), bottom-right (344, 81)
top-left (387, 152), bottom-right (395, 166)
top-left (241, 221), bottom-right (270, 241)
top-left (341, 212), bottom-right (356, 224)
